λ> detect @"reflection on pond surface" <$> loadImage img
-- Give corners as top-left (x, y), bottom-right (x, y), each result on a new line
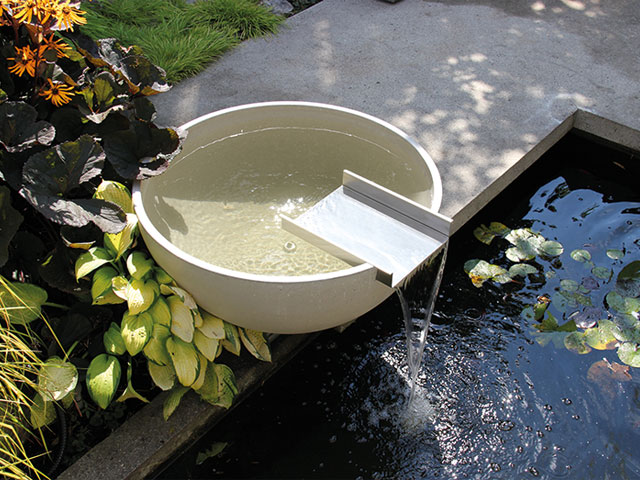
top-left (158, 133), bottom-right (640, 479)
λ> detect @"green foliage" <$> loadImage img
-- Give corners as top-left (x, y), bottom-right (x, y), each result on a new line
top-left (81, 0), bottom-right (283, 83)
top-left (467, 222), bottom-right (640, 368)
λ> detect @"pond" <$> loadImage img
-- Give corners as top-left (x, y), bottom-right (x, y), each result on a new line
top-left (157, 132), bottom-right (640, 479)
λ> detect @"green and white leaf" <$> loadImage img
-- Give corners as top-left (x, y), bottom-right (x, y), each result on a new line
top-left (168, 295), bottom-right (195, 343)
top-left (570, 249), bottom-right (592, 263)
top-left (163, 286), bottom-right (197, 310)
top-left (197, 363), bottom-right (238, 409)
top-left (154, 268), bottom-right (175, 285)
top-left (538, 240), bottom-right (563, 257)
top-left (91, 266), bottom-right (118, 301)
top-left (86, 354), bottom-right (121, 409)
top-left (121, 311), bottom-right (153, 356)
top-left (163, 385), bottom-right (189, 421)
top-left (148, 296), bottom-right (172, 326)
top-left (464, 259), bottom-right (510, 287)
top-left (166, 336), bottom-right (199, 387)
top-left (38, 357), bottom-right (78, 402)
top-left (0, 280), bottom-right (47, 324)
top-left (104, 213), bottom-right (138, 260)
top-left (607, 249), bottom-right (625, 260)
top-left (126, 251), bottom-right (154, 280)
top-left (508, 263), bottom-right (538, 278)
top-left (191, 352), bottom-right (208, 390)
top-left (75, 246), bottom-right (113, 280)
top-left (126, 278), bottom-right (156, 315)
top-left (617, 342), bottom-right (640, 368)
top-left (111, 275), bottom-right (129, 300)
top-left (239, 328), bottom-right (271, 362)
top-left (148, 362), bottom-right (176, 391)
top-left (93, 180), bottom-right (133, 213)
top-left (221, 321), bottom-right (241, 356)
top-left (104, 321), bottom-right (127, 355)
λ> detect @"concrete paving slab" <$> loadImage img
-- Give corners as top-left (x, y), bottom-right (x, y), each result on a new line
top-left (152, 0), bottom-right (640, 232)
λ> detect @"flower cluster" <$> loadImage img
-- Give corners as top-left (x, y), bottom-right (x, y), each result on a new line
top-left (1, 0), bottom-right (86, 106)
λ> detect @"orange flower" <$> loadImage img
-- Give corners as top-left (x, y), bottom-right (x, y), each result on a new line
top-left (53, 1), bottom-right (85, 30)
top-left (40, 33), bottom-right (70, 58)
top-left (39, 78), bottom-right (75, 106)
top-left (7, 45), bottom-right (37, 77)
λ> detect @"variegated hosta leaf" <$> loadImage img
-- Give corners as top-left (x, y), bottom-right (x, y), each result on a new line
top-left (197, 363), bottom-right (238, 409)
top-left (117, 360), bottom-right (149, 403)
top-left (221, 321), bottom-right (241, 356)
top-left (111, 275), bottom-right (129, 300)
top-left (126, 278), bottom-right (156, 315)
top-left (103, 321), bottom-right (126, 356)
top-left (38, 356), bottom-right (78, 402)
top-left (239, 328), bottom-right (271, 362)
top-left (93, 180), bottom-right (133, 213)
top-left (191, 353), bottom-right (208, 390)
top-left (193, 310), bottom-right (203, 328)
top-left (104, 213), bottom-right (138, 261)
top-left (143, 323), bottom-right (172, 366)
top-left (194, 329), bottom-right (219, 362)
top-left (164, 285), bottom-right (197, 310)
top-left (166, 336), bottom-right (199, 387)
top-left (86, 354), bottom-right (121, 409)
top-left (163, 385), bottom-right (189, 421)
top-left (75, 246), bottom-right (113, 280)
top-left (30, 392), bottom-right (56, 428)
top-left (155, 267), bottom-right (175, 285)
top-left (121, 311), bottom-right (154, 356)
top-left (126, 251), bottom-right (155, 280)
top-left (91, 266), bottom-right (118, 301)
top-left (148, 296), bottom-right (171, 326)
top-left (148, 362), bottom-right (176, 391)
top-left (168, 295), bottom-right (194, 342)
top-left (198, 311), bottom-right (225, 339)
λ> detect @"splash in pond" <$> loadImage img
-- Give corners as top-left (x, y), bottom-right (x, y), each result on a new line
top-left (157, 134), bottom-right (640, 479)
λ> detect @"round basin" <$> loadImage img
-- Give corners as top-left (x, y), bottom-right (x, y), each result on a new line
top-left (132, 102), bottom-right (443, 334)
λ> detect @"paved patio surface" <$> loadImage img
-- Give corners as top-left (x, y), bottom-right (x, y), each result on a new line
top-left (60, 1), bottom-right (640, 478)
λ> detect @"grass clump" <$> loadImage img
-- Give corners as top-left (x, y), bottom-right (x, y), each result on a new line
top-left (82, 0), bottom-right (284, 83)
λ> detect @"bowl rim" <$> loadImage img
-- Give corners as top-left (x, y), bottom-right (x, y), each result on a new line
top-left (132, 101), bottom-right (443, 284)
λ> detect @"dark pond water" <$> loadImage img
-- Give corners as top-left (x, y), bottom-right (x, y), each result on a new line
top-left (158, 132), bottom-right (640, 479)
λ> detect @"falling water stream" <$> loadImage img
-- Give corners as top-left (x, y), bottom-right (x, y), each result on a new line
top-left (398, 242), bottom-right (449, 407)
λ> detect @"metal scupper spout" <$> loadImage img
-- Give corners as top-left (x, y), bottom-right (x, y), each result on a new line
top-left (281, 170), bottom-right (452, 288)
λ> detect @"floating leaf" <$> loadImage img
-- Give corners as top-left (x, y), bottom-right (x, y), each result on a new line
top-left (239, 328), bottom-right (271, 362)
top-left (197, 363), bottom-right (238, 409)
top-left (560, 279), bottom-right (579, 292)
top-left (606, 291), bottom-right (640, 316)
top-left (534, 311), bottom-right (576, 333)
top-left (539, 240), bottom-right (563, 257)
top-left (103, 322), bottom-right (126, 356)
top-left (168, 295), bottom-right (194, 343)
top-left (587, 360), bottom-right (631, 394)
top-left (0, 280), bottom-right (47, 324)
top-left (592, 266), bottom-right (612, 281)
top-left (617, 342), bottom-right (640, 368)
top-left (0, 185), bottom-right (23, 267)
top-left (570, 249), bottom-right (592, 263)
top-left (194, 329), bottom-right (219, 362)
top-left (508, 263), bottom-right (538, 278)
top-left (126, 251), bottom-right (154, 280)
top-left (584, 324), bottom-right (618, 350)
top-left (616, 260), bottom-right (640, 298)
top-left (149, 362), bottom-right (176, 391)
top-left (464, 259), bottom-right (510, 287)
top-left (568, 306), bottom-right (603, 329)
top-left (606, 249), bottom-right (625, 260)
top-left (38, 357), bottom-right (78, 402)
top-left (121, 311), bottom-right (153, 356)
top-left (504, 228), bottom-right (545, 262)
top-left (163, 385), bottom-right (189, 421)
top-left (195, 442), bottom-right (228, 465)
top-left (30, 392), bottom-right (57, 428)
top-left (581, 276), bottom-right (600, 291)
top-left (75, 246), bottom-right (113, 280)
top-left (198, 312), bottom-right (225, 339)
top-left (143, 323), bottom-right (172, 366)
top-left (473, 222), bottom-right (509, 245)
top-left (166, 336), bottom-right (199, 387)
top-left (532, 330), bottom-right (569, 348)
top-left (564, 331), bottom-right (591, 354)
top-left (20, 135), bottom-right (126, 233)
top-left (86, 354), bottom-right (121, 409)
top-left (221, 322), bottom-right (241, 356)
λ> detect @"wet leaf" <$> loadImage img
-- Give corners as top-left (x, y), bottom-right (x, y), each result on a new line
top-left (617, 342), bottom-right (640, 368)
top-left (584, 324), bottom-right (618, 350)
top-left (103, 322), bottom-right (126, 356)
top-left (38, 357), bottom-right (78, 402)
top-left (30, 392), bottom-right (56, 428)
top-left (508, 263), bottom-right (538, 278)
top-left (473, 222), bottom-right (509, 244)
top-left (504, 228), bottom-right (545, 262)
top-left (221, 321), bottom-right (241, 356)
top-left (0, 280), bottom-right (47, 324)
top-left (166, 336), bottom-right (199, 387)
top-left (86, 354), bottom-right (121, 409)
top-left (0, 185), bottom-right (23, 267)
top-left (571, 249), bottom-right (592, 263)
top-left (20, 135), bottom-right (126, 233)
top-left (606, 249), bottom-right (625, 260)
top-left (533, 311), bottom-right (576, 333)
top-left (560, 279), bottom-right (579, 292)
top-left (239, 328), bottom-right (271, 362)
top-left (148, 362), bottom-right (176, 391)
top-left (163, 385), bottom-right (189, 421)
top-left (195, 442), bottom-right (228, 465)
top-left (464, 259), bottom-right (510, 287)
top-left (532, 330), bottom-right (569, 348)
top-left (581, 276), bottom-right (599, 291)
top-left (563, 331), bottom-right (591, 354)
top-left (539, 240), bottom-right (563, 257)
top-left (121, 311), bottom-right (153, 356)
top-left (143, 323), bottom-right (172, 366)
top-left (75, 246), bottom-right (113, 280)
top-left (168, 295), bottom-right (194, 343)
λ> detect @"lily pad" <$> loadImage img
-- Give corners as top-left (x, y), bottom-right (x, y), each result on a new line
top-left (564, 331), bottom-right (591, 354)
top-left (473, 222), bottom-right (510, 245)
top-left (606, 249), bottom-right (625, 260)
top-left (504, 228), bottom-right (545, 262)
top-left (583, 324), bottom-right (618, 350)
top-left (570, 249), bottom-right (592, 263)
top-left (591, 266), bottom-right (612, 281)
top-left (568, 306), bottom-right (604, 329)
top-left (464, 259), bottom-right (511, 287)
top-left (606, 291), bottom-right (640, 316)
top-left (617, 342), bottom-right (640, 368)
top-left (508, 263), bottom-right (538, 278)
top-left (616, 260), bottom-right (640, 298)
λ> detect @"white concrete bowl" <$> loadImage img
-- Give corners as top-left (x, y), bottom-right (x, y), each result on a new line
top-left (132, 102), bottom-right (443, 334)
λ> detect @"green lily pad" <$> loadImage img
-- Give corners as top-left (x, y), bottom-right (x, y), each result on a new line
top-left (571, 249), bottom-right (592, 263)
top-left (606, 249), bottom-right (625, 260)
top-left (606, 291), bottom-right (640, 315)
top-left (464, 259), bottom-right (511, 287)
top-left (617, 342), bottom-right (640, 368)
top-left (539, 240), bottom-right (563, 257)
top-left (504, 228), bottom-right (545, 262)
top-left (584, 323), bottom-right (618, 350)
top-left (592, 266), bottom-right (612, 281)
top-left (616, 260), bottom-right (640, 298)
top-left (564, 331), bottom-right (591, 354)
top-left (473, 222), bottom-right (510, 245)
top-left (508, 263), bottom-right (538, 278)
